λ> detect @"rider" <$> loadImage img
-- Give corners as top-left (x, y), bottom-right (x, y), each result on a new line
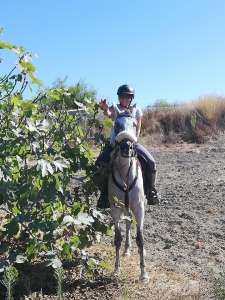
top-left (95, 84), bottom-right (159, 208)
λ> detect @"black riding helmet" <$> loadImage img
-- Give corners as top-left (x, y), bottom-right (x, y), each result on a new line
top-left (117, 84), bottom-right (135, 99)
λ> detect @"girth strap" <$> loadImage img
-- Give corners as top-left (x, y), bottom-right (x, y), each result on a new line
top-left (112, 163), bottom-right (138, 208)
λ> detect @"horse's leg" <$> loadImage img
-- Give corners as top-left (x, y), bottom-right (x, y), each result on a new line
top-left (124, 212), bottom-right (132, 256)
top-left (134, 204), bottom-right (149, 282)
top-left (114, 221), bottom-right (122, 273)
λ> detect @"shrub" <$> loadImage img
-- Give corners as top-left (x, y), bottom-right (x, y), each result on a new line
top-left (0, 35), bottom-right (108, 276)
top-left (142, 96), bottom-right (225, 144)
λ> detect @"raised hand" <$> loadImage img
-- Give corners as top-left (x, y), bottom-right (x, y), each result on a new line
top-left (99, 99), bottom-right (109, 112)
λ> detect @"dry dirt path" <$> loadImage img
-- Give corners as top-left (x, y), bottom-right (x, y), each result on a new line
top-left (139, 133), bottom-right (225, 299)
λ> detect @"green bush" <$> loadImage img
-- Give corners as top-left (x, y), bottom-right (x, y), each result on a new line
top-left (0, 35), bottom-right (108, 274)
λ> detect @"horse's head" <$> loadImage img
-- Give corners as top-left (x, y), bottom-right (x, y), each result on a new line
top-left (115, 138), bottom-right (136, 158)
top-left (113, 112), bottom-right (137, 158)
top-left (114, 112), bottom-right (137, 140)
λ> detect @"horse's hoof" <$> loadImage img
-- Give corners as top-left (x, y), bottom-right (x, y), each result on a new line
top-left (123, 250), bottom-right (131, 256)
top-left (113, 268), bottom-right (120, 276)
top-left (139, 272), bottom-right (149, 283)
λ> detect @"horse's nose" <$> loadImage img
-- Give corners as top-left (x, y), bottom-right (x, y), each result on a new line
top-left (120, 142), bottom-right (131, 155)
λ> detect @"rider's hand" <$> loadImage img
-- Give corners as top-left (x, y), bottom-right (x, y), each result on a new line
top-left (99, 99), bottom-right (109, 112)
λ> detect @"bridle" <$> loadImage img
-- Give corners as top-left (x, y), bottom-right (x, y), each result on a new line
top-left (111, 139), bottom-right (138, 208)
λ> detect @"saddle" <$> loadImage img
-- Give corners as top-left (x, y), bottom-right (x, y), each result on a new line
top-left (95, 153), bottom-right (154, 208)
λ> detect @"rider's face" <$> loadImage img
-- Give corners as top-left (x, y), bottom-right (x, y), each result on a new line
top-left (119, 95), bottom-right (132, 107)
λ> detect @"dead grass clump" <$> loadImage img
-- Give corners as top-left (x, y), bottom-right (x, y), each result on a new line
top-left (141, 110), bottom-right (162, 136)
top-left (193, 95), bottom-right (225, 124)
top-left (159, 110), bottom-right (187, 135)
top-left (142, 95), bottom-right (225, 144)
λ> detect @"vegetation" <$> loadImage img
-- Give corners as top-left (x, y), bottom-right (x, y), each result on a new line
top-left (0, 34), bottom-right (111, 298)
top-left (210, 268), bottom-right (225, 300)
top-left (142, 96), bottom-right (225, 143)
top-left (1, 31), bottom-right (225, 299)
top-left (1, 266), bottom-right (19, 300)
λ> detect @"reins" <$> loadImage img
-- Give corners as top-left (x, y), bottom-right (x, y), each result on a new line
top-left (111, 155), bottom-right (138, 208)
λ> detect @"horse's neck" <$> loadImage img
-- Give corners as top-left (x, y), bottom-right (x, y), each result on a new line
top-left (113, 157), bottom-right (137, 183)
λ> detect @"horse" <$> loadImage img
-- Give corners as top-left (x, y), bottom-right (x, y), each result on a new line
top-left (108, 112), bottom-right (149, 282)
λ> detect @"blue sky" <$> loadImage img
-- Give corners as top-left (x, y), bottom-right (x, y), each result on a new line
top-left (1, 0), bottom-right (225, 107)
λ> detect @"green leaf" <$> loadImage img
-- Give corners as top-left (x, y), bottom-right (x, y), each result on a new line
top-left (62, 215), bottom-right (74, 226)
top-left (53, 159), bottom-right (70, 172)
top-left (0, 40), bottom-right (14, 50)
top-left (16, 254), bottom-right (27, 264)
top-left (5, 219), bottom-right (20, 237)
top-left (19, 60), bottom-right (35, 73)
top-left (37, 159), bottom-right (54, 177)
top-left (26, 120), bottom-right (39, 132)
top-left (21, 101), bottom-right (37, 112)
top-left (11, 94), bottom-right (22, 106)
top-left (106, 227), bottom-right (113, 237)
top-left (103, 118), bottom-right (113, 129)
top-left (48, 257), bottom-right (62, 269)
top-left (30, 74), bottom-right (42, 86)
top-left (70, 235), bottom-right (80, 248)
top-left (87, 257), bottom-right (98, 269)
top-left (47, 89), bottom-right (61, 101)
top-left (74, 213), bottom-right (94, 226)
top-left (99, 260), bottom-right (113, 271)
top-left (62, 243), bottom-right (72, 258)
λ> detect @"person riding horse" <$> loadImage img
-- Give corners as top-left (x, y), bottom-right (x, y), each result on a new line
top-left (96, 84), bottom-right (159, 208)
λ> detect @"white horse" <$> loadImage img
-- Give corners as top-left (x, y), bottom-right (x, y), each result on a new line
top-left (108, 113), bottom-right (149, 282)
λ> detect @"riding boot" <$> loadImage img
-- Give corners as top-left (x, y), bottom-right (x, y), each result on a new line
top-left (92, 161), bottom-right (110, 209)
top-left (96, 182), bottom-right (110, 209)
top-left (146, 171), bottom-right (160, 205)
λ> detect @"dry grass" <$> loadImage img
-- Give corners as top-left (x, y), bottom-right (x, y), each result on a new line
top-left (191, 95), bottom-right (225, 123)
top-left (142, 95), bottom-right (225, 144)
top-left (89, 244), bottom-right (203, 300)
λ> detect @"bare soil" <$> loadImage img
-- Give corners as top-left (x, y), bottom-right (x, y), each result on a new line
top-left (96, 132), bottom-right (225, 300)
top-left (141, 133), bottom-right (225, 299)
top-left (99, 133), bottom-right (225, 299)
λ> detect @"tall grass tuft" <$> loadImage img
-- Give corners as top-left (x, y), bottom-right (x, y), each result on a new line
top-left (1, 266), bottom-right (19, 300)
top-left (210, 268), bottom-right (225, 300)
top-left (54, 267), bottom-right (65, 300)
top-left (142, 95), bottom-right (225, 144)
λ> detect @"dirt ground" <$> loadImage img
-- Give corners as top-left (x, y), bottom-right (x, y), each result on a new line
top-left (63, 132), bottom-right (225, 300)
top-left (5, 133), bottom-right (225, 299)
top-left (138, 133), bottom-right (225, 299)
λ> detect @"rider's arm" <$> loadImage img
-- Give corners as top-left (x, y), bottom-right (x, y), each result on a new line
top-left (104, 106), bottom-right (115, 119)
top-left (99, 99), bottom-right (115, 119)
top-left (136, 116), bottom-right (142, 138)
top-left (135, 107), bottom-right (143, 138)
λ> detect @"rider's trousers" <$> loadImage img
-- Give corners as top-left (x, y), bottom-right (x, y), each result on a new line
top-left (96, 142), bottom-right (156, 173)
